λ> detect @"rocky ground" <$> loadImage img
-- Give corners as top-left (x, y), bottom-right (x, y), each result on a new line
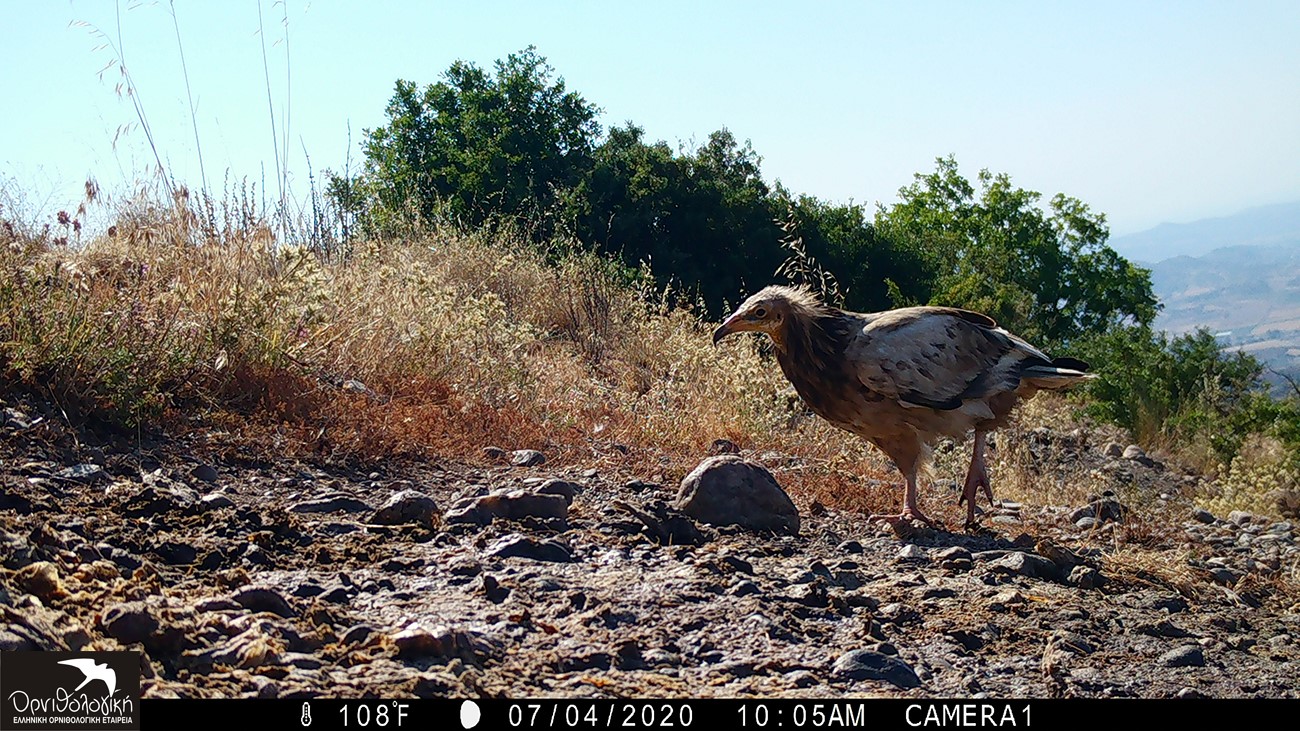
top-left (2, 396), bottom-right (1298, 699)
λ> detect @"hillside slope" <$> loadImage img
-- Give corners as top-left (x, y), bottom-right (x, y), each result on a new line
top-left (1122, 204), bottom-right (1300, 388)
top-left (2, 395), bottom-right (1299, 698)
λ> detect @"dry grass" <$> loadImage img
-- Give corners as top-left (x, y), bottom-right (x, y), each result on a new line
top-left (1101, 546), bottom-right (1204, 598)
top-left (0, 188), bottom-right (909, 512)
top-left (1197, 435), bottom-right (1298, 518)
top-left (4, 185), bottom-right (1292, 537)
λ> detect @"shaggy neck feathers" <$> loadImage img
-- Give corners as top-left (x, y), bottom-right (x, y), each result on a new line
top-left (762, 288), bottom-right (847, 379)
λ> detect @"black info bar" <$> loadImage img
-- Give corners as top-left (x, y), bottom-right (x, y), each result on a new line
top-left (132, 698), bottom-right (1291, 730)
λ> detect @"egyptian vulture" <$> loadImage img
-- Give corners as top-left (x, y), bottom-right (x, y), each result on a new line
top-left (712, 285), bottom-right (1093, 528)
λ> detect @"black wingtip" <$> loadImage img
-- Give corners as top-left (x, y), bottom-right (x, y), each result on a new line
top-left (1051, 357), bottom-right (1090, 372)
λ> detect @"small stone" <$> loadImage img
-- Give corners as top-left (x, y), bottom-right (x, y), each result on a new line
top-left (674, 456), bottom-right (799, 535)
top-left (1075, 516), bottom-right (1098, 529)
top-left (56, 464), bottom-right (108, 484)
top-left (986, 551), bottom-right (1059, 580)
top-left (1209, 567), bottom-right (1242, 585)
top-left (1191, 508), bottom-right (1215, 524)
top-left (1227, 510), bottom-right (1255, 526)
top-left (1121, 445), bottom-right (1146, 460)
top-left (478, 574), bottom-right (510, 603)
top-left (341, 625), bottom-right (373, 646)
top-left (320, 586), bottom-right (352, 604)
top-left (153, 541), bottom-right (197, 565)
top-left (784, 670), bottom-right (819, 688)
top-left (484, 534), bottom-right (571, 562)
top-left (510, 450), bottom-right (546, 467)
top-left (391, 625), bottom-right (447, 658)
top-left (831, 649), bottom-right (921, 688)
top-left (291, 580), bottom-right (325, 598)
top-left (200, 493), bottom-right (236, 511)
top-left (988, 589), bottom-right (1026, 610)
top-left (1140, 620), bottom-right (1194, 638)
top-left (870, 641), bottom-right (899, 656)
top-left (16, 562), bottom-right (63, 599)
top-left (1159, 644), bottom-right (1205, 668)
top-left (1274, 490), bottom-right (1300, 519)
top-left (896, 544), bottom-right (929, 562)
top-left (936, 546), bottom-right (972, 564)
top-left (482, 446), bottom-right (506, 460)
top-left (710, 438), bottom-right (739, 455)
top-left (1067, 565), bottom-right (1103, 589)
top-left (99, 601), bottom-right (158, 644)
top-left (121, 484), bottom-right (199, 517)
top-left (390, 624), bottom-right (495, 662)
top-left (1103, 442), bottom-right (1124, 457)
top-left (370, 490), bottom-right (439, 526)
top-left (1069, 497), bottom-right (1125, 525)
top-left (445, 491), bottom-right (568, 525)
top-left (3, 407), bottom-right (31, 429)
top-left (190, 465), bottom-right (219, 483)
top-left (992, 515), bottom-right (1021, 525)
top-left (536, 479), bottom-right (579, 505)
top-left (1051, 630), bottom-right (1096, 655)
top-left (288, 495), bottom-right (373, 514)
top-left (838, 540), bottom-right (864, 554)
top-left (917, 587), bottom-right (956, 600)
top-left (231, 587), bottom-right (296, 618)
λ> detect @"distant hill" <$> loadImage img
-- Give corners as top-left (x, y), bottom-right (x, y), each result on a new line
top-left (1111, 201), bottom-right (1300, 263)
top-left (1126, 203), bottom-right (1300, 394)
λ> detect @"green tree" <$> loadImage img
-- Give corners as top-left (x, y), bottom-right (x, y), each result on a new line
top-left (571, 125), bottom-right (786, 314)
top-left (875, 156), bottom-right (1158, 345)
top-left (358, 46), bottom-right (601, 236)
top-left (775, 192), bottom-right (931, 312)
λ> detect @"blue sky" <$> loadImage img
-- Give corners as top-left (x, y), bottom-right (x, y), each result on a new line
top-left (3, 0), bottom-right (1298, 235)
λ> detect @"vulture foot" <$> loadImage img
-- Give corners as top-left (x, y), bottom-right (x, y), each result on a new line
top-left (960, 441), bottom-right (994, 528)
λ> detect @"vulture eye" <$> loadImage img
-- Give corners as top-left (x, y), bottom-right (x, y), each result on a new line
top-left (753, 307), bottom-right (767, 319)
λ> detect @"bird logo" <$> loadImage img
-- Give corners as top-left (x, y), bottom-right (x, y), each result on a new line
top-left (57, 658), bottom-right (117, 697)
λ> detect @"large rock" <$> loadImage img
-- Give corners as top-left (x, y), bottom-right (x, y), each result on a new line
top-left (674, 456), bottom-right (799, 535)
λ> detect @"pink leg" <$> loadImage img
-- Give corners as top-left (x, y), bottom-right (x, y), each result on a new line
top-left (960, 431), bottom-right (994, 527)
top-left (870, 471), bottom-right (939, 528)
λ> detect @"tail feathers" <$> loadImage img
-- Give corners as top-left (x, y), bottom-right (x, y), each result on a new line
top-left (1051, 356), bottom-right (1090, 371)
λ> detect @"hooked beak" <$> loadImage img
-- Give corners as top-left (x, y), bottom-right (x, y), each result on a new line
top-left (712, 312), bottom-right (743, 345)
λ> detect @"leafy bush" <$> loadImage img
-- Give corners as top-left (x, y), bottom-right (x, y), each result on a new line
top-left (1077, 325), bottom-right (1300, 470)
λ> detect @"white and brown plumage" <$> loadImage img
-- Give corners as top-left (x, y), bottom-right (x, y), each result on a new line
top-left (712, 285), bottom-right (1094, 528)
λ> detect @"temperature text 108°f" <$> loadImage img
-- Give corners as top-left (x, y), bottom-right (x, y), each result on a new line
top-left (339, 702), bottom-right (411, 727)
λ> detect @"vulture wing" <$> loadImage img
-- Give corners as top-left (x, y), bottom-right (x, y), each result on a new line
top-left (845, 306), bottom-right (1040, 410)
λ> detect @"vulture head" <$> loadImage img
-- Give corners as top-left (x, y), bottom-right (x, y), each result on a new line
top-left (712, 285), bottom-right (828, 349)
